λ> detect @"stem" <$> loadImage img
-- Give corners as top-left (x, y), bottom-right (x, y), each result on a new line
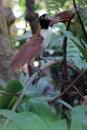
top-left (73, 0), bottom-right (87, 42)
top-left (62, 13), bottom-right (75, 81)
top-left (4, 89), bottom-right (25, 127)
top-left (0, 90), bottom-right (18, 96)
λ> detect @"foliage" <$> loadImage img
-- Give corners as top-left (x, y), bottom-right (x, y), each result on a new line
top-left (0, 105), bottom-right (87, 130)
top-left (0, 80), bottom-right (23, 109)
top-left (0, 0), bottom-right (87, 130)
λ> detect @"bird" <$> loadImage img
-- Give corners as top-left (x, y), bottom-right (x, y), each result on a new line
top-left (10, 10), bottom-right (73, 72)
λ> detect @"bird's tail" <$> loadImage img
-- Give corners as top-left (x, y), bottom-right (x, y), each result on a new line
top-left (50, 10), bottom-right (74, 26)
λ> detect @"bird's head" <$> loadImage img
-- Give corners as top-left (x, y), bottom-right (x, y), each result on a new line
top-left (39, 14), bottom-right (52, 29)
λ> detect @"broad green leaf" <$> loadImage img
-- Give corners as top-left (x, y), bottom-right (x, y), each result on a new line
top-left (25, 77), bottom-right (53, 97)
top-left (2, 121), bottom-right (21, 130)
top-left (62, 30), bottom-right (87, 64)
top-left (0, 80), bottom-right (23, 109)
top-left (26, 97), bottom-right (54, 120)
top-left (70, 105), bottom-right (87, 130)
top-left (19, 73), bottom-right (29, 88)
top-left (53, 119), bottom-right (68, 130)
top-left (0, 110), bottom-right (53, 130)
top-left (35, 77), bottom-right (52, 94)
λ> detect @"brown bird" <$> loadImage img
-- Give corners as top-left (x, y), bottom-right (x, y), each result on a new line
top-left (10, 11), bottom-right (73, 72)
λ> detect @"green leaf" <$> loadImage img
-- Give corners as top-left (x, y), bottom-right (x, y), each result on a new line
top-left (35, 77), bottom-right (52, 94)
top-left (0, 110), bottom-right (53, 130)
top-left (19, 73), bottom-right (29, 88)
top-left (0, 80), bottom-right (23, 109)
top-left (70, 105), bottom-right (87, 130)
top-left (19, 0), bottom-right (26, 12)
top-left (53, 119), bottom-right (68, 130)
top-left (61, 30), bottom-right (87, 69)
top-left (3, 121), bottom-right (21, 130)
top-left (25, 77), bottom-right (53, 97)
top-left (26, 97), bottom-right (54, 120)
top-left (57, 99), bottom-right (73, 110)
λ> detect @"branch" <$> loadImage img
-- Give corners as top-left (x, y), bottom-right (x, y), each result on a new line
top-left (26, 59), bottom-right (62, 86)
top-left (48, 69), bottom-right (87, 104)
top-left (0, 90), bottom-right (18, 96)
top-left (4, 89), bottom-right (25, 127)
top-left (8, 60), bottom-right (62, 113)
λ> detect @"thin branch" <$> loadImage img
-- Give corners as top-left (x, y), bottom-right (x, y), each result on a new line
top-left (4, 89), bottom-right (25, 127)
top-left (12, 89), bottom-right (25, 111)
top-left (0, 90), bottom-right (18, 96)
top-left (73, 0), bottom-right (87, 42)
top-left (26, 59), bottom-right (62, 86)
top-left (73, 85), bottom-right (83, 97)
top-left (48, 69), bottom-right (87, 104)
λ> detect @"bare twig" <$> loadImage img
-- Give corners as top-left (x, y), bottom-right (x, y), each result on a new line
top-left (73, 85), bottom-right (83, 97)
top-left (12, 89), bottom-right (25, 111)
top-left (26, 59), bottom-right (62, 86)
top-left (0, 90), bottom-right (18, 96)
top-left (4, 89), bottom-right (25, 127)
top-left (48, 69), bottom-right (87, 104)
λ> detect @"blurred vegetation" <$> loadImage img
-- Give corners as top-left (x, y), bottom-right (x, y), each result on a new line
top-left (0, 0), bottom-right (87, 130)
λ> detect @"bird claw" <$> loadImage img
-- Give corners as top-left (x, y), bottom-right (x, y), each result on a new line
top-left (35, 68), bottom-right (42, 74)
top-left (28, 64), bottom-right (41, 75)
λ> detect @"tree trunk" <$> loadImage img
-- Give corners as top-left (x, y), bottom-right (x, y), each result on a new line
top-left (0, 1), bottom-right (18, 83)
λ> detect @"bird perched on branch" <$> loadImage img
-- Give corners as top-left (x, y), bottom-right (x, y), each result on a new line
top-left (10, 11), bottom-right (73, 72)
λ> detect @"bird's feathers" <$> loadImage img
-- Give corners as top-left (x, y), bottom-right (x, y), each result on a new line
top-left (40, 27), bottom-right (52, 48)
top-left (10, 36), bottom-right (43, 71)
top-left (10, 10), bottom-right (73, 72)
top-left (49, 11), bottom-right (73, 26)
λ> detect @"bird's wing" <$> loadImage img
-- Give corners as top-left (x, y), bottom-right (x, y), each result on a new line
top-left (10, 36), bottom-right (43, 72)
top-left (49, 11), bottom-right (73, 26)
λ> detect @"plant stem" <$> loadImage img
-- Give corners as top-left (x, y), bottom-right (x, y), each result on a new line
top-left (0, 90), bottom-right (18, 96)
top-left (73, 0), bottom-right (87, 42)
top-left (62, 13), bottom-right (75, 81)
